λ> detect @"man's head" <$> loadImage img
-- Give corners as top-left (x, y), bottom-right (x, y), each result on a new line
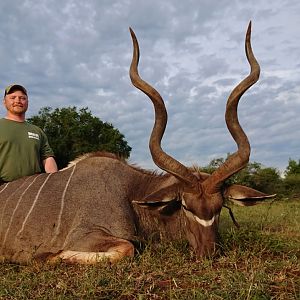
top-left (3, 84), bottom-right (28, 120)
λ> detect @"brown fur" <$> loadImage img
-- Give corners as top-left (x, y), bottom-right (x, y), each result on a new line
top-left (0, 155), bottom-right (188, 264)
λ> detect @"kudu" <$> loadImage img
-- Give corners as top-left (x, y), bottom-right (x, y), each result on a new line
top-left (0, 22), bottom-right (275, 265)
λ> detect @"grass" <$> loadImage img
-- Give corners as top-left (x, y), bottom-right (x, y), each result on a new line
top-left (1, 199), bottom-right (299, 300)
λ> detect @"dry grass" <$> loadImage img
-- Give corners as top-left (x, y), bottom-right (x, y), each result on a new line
top-left (1, 199), bottom-right (299, 300)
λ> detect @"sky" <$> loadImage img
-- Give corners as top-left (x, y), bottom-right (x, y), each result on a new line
top-left (0, 0), bottom-right (299, 174)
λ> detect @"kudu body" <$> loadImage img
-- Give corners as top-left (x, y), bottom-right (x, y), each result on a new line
top-left (0, 23), bottom-right (274, 264)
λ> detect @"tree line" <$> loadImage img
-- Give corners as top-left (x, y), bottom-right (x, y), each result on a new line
top-left (27, 107), bottom-right (131, 169)
top-left (201, 157), bottom-right (300, 199)
top-left (28, 106), bottom-right (299, 199)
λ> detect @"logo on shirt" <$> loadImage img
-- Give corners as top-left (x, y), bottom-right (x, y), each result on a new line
top-left (28, 132), bottom-right (40, 140)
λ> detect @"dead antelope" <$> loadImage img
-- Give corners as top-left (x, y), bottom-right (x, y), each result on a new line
top-left (0, 22), bottom-right (275, 265)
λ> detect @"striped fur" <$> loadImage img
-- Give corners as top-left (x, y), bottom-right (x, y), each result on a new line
top-left (0, 153), bottom-right (189, 264)
top-left (0, 152), bottom-right (273, 264)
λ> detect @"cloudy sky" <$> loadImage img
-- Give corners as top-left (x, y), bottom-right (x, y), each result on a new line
top-left (0, 0), bottom-right (299, 173)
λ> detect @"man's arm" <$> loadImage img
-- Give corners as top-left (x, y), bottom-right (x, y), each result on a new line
top-left (43, 157), bottom-right (58, 173)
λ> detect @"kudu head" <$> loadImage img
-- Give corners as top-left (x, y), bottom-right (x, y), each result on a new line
top-left (129, 22), bottom-right (262, 257)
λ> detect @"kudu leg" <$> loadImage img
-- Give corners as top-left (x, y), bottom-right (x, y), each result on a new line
top-left (48, 237), bottom-right (134, 264)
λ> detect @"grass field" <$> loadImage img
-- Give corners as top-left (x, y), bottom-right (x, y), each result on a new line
top-left (1, 199), bottom-right (299, 300)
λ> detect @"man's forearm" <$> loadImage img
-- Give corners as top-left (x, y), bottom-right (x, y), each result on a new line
top-left (43, 157), bottom-right (58, 173)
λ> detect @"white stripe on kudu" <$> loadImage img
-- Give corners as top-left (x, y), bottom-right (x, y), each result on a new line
top-left (51, 164), bottom-right (77, 244)
top-left (181, 200), bottom-right (215, 227)
top-left (0, 182), bottom-right (9, 194)
top-left (183, 208), bottom-right (215, 227)
top-left (0, 177), bottom-right (34, 229)
top-left (2, 174), bottom-right (45, 247)
top-left (17, 174), bottom-right (51, 237)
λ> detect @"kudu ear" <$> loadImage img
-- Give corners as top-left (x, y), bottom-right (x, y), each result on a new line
top-left (223, 184), bottom-right (276, 206)
top-left (132, 183), bottom-right (182, 215)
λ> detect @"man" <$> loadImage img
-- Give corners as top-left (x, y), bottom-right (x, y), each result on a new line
top-left (0, 84), bottom-right (58, 182)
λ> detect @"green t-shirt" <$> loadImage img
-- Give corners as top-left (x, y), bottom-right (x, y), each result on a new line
top-left (0, 118), bottom-right (55, 182)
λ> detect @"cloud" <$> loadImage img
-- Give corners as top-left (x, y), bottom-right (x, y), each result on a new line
top-left (0, 0), bottom-right (299, 173)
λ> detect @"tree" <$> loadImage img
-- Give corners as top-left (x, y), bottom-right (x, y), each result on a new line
top-left (285, 158), bottom-right (300, 177)
top-left (283, 159), bottom-right (300, 198)
top-left (230, 161), bottom-right (262, 187)
top-left (250, 167), bottom-right (282, 195)
top-left (202, 157), bottom-right (281, 195)
top-left (27, 107), bottom-right (132, 169)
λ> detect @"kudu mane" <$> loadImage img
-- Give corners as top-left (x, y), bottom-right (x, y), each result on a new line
top-left (63, 151), bottom-right (123, 170)
top-left (64, 151), bottom-right (163, 177)
top-left (62, 151), bottom-right (173, 204)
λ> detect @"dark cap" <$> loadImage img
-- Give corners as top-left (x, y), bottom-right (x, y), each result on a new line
top-left (4, 84), bottom-right (27, 96)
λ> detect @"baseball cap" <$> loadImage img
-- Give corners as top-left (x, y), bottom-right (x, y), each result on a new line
top-left (4, 84), bottom-right (27, 96)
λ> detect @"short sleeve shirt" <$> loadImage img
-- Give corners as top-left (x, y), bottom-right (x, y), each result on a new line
top-left (0, 118), bottom-right (54, 182)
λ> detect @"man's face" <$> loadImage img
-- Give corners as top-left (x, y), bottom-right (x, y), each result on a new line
top-left (3, 90), bottom-right (28, 116)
